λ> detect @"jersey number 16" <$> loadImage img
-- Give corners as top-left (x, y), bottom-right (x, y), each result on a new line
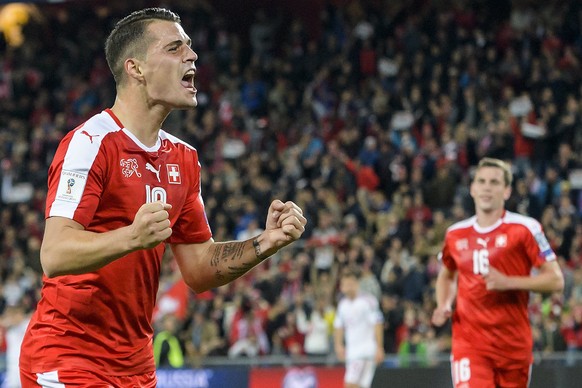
top-left (472, 249), bottom-right (489, 275)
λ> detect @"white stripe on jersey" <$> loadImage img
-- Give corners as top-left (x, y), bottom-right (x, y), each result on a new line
top-left (36, 370), bottom-right (66, 388)
top-left (160, 130), bottom-right (198, 152)
top-left (447, 216), bottom-right (477, 233)
top-left (447, 211), bottom-right (542, 236)
top-left (504, 211), bottom-right (556, 261)
top-left (445, 210), bottom-right (556, 262)
top-left (503, 211), bottom-right (542, 235)
top-left (49, 111), bottom-right (122, 219)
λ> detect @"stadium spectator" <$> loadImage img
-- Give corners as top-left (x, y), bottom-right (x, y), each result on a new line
top-left (153, 314), bottom-right (185, 369)
top-left (185, 306), bottom-right (227, 367)
top-left (0, 304), bottom-right (30, 388)
top-left (1, 0), bottom-right (581, 379)
top-left (228, 297), bottom-right (270, 358)
top-left (397, 328), bottom-right (428, 368)
top-left (272, 310), bottom-right (305, 357)
top-left (379, 293), bottom-right (403, 354)
top-left (296, 294), bottom-right (335, 357)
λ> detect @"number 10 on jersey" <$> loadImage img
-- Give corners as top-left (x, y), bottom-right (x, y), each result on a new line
top-left (472, 249), bottom-right (489, 275)
top-left (145, 184), bottom-right (167, 203)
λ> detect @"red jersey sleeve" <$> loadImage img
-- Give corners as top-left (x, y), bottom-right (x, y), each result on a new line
top-left (521, 220), bottom-right (556, 268)
top-left (46, 126), bottom-right (107, 228)
top-left (440, 232), bottom-right (457, 272)
top-left (168, 150), bottom-right (212, 244)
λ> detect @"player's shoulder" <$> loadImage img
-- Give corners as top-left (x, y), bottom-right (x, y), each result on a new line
top-left (446, 216), bottom-right (476, 234)
top-left (502, 211), bottom-right (542, 233)
top-left (336, 297), bottom-right (347, 312)
top-left (356, 292), bottom-right (379, 306)
top-left (72, 110), bottom-right (124, 138)
top-left (54, 110), bottom-right (124, 161)
top-left (159, 130), bottom-right (198, 153)
top-left (58, 110), bottom-right (123, 152)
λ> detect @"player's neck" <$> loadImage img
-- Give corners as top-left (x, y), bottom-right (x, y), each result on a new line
top-left (475, 208), bottom-right (505, 228)
top-left (110, 95), bottom-right (170, 148)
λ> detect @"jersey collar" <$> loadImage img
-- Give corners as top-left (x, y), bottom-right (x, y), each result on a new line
top-left (104, 108), bottom-right (162, 152)
top-left (473, 210), bottom-right (505, 234)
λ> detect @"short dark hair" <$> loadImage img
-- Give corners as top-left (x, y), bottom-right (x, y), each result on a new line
top-left (105, 8), bottom-right (180, 85)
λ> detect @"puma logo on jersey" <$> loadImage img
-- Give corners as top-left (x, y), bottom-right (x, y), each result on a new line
top-left (476, 237), bottom-right (489, 248)
top-left (120, 158), bottom-right (141, 178)
top-left (145, 163), bottom-right (161, 182)
top-left (81, 130), bottom-right (100, 143)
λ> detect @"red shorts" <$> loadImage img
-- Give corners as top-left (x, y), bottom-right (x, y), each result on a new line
top-left (20, 368), bottom-right (157, 388)
top-left (450, 349), bottom-right (531, 388)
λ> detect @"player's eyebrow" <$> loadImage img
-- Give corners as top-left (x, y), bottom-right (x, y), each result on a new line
top-left (477, 176), bottom-right (502, 184)
top-left (165, 38), bottom-right (192, 49)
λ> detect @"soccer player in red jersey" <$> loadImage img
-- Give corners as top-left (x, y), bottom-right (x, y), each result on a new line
top-left (19, 8), bottom-right (307, 387)
top-left (431, 157), bottom-right (564, 388)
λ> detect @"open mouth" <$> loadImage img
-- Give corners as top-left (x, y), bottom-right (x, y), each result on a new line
top-left (181, 70), bottom-right (196, 92)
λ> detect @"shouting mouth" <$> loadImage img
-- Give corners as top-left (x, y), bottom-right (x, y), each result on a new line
top-left (181, 70), bottom-right (196, 93)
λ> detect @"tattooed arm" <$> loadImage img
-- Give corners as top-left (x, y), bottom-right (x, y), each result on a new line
top-left (171, 200), bottom-right (307, 293)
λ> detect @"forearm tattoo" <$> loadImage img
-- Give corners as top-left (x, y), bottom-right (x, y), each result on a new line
top-left (210, 241), bottom-right (245, 267)
top-left (253, 238), bottom-right (262, 259)
top-left (210, 240), bottom-right (264, 281)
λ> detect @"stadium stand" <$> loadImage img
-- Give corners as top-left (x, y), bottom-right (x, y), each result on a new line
top-left (1, 1), bottom-right (582, 386)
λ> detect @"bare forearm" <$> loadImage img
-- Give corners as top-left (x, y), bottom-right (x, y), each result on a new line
top-left (175, 199), bottom-right (307, 293)
top-left (486, 262), bottom-right (564, 293)
top-left (435, 270), bottom-right (456, 308)
top-left (177, 235), bottom-right (272, 293)
top-left (506, 272), bottom-right (564, 293)
top-left (42, 202), bottom-right (172, 277)
top-left (41, 225), bottom-right (136, 277)
top-left (208, 239), bottom-right (266, 285)
top-left (375, 323), bottom-right (383, 348)
top-left (333, 328), bottom-right (344, 350)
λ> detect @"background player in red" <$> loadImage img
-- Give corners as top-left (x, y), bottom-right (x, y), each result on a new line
top-left (431, 157), bottom-right (563, 388)
top-left (19, 8), bottom-right (307, 388)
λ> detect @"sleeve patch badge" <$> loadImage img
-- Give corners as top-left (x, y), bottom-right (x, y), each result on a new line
top-left (55, 170), bottom-right (88, 204)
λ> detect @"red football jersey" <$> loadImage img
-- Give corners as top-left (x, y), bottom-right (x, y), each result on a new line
top-left (20, 109), bottom-right (212, 375)
top-left (440, 210), bottom-right (556, 362)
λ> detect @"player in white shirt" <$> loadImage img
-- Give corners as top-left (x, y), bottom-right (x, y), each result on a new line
top-left (2, 304), bottom-right (30, 388)
top-left (334, 268), bottom-right (384, 388)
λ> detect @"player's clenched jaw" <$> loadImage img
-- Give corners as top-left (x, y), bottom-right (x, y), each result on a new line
top-left (139, 21), bottom-right (198, 110)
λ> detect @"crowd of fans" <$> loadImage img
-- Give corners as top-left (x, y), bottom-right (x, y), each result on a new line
top-left (2, 0), bottom-right (582, 370)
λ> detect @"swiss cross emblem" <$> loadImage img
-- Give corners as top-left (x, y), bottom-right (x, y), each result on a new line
top-left (495, 234), bottom-right (507, 247)
top-left (167, 164), bottom-right (181, 184)
top-left (455, 239), bottom-right (468, 251)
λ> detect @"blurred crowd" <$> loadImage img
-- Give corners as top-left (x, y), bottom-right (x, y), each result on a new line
top-left (2, 0), bottom-right (582, 370)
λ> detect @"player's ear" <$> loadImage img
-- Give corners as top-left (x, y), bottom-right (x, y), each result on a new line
top-left (503, 186), bottom-right (511, 200)
top-left (125, 58), bottom-right (145, 82)
top-left (469, 180), bottom-right (476, 199)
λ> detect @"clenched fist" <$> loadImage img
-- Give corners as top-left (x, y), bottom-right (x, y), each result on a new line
top-left (130, 201), bottom-right (173, 249)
